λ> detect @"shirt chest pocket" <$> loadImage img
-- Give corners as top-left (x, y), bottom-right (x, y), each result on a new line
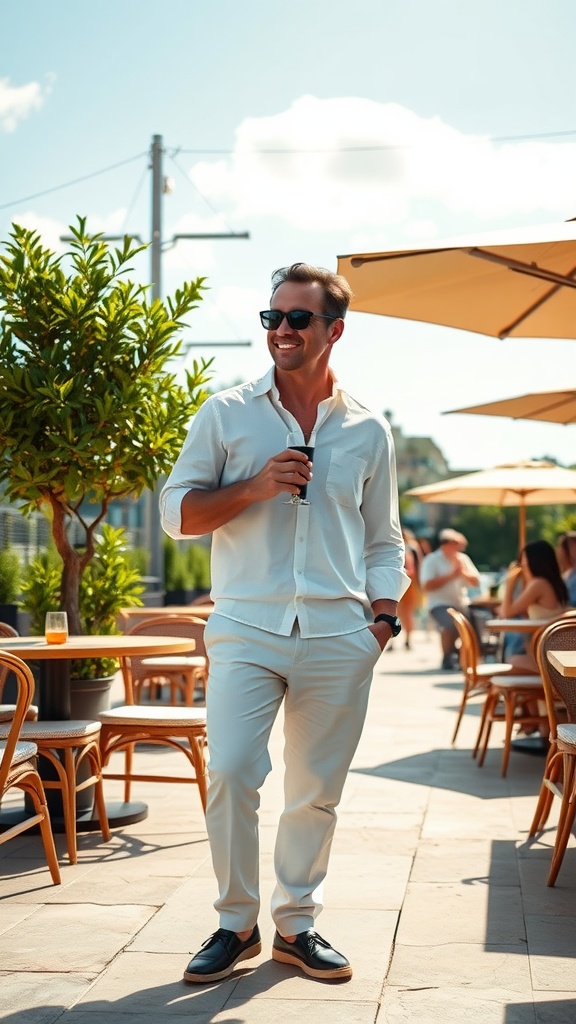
top-left (326, 450), bottom-right (368, 508)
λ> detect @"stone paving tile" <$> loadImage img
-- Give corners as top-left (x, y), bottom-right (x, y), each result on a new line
top-left (533, 995), bottom-right (576, 1023)
top-left (396, 881), bottom-right (525, 946)
top-left (411, 836), bottom-right (521, 885)
top-left (0, 970), bottom-right (96, 1020)
top-left (380, 986), bottom-right (538, 1023)
top-left (525, 915), bottom-right (576, 991)
top-left (210, 999), bottom-right (379, 1022)
top-left (387, 940), bottom-right (532, 991)
top-left (0, 903), bottom-right (156, 972)
top-left (74, 951), bottom-right (239, 1016)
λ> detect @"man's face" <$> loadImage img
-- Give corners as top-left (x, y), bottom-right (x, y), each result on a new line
top-left (266, 280), bottom-right (342, 375)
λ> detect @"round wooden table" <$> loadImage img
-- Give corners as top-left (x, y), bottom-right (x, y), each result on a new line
top-left (119, 605), bottom-right (214, 624)
top-left (0, 634), bottom-right (195, 831)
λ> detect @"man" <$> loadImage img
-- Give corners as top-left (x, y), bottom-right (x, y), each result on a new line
top-left (160, 262), bottom-right (409, 983)
top-left (420, 528), bottom-right (480, 670)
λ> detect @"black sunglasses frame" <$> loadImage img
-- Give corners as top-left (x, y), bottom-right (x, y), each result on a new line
top-left (259, 309), bottom-right (337, 331)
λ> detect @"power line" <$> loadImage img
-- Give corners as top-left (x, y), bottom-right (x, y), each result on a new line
top-left (3, 125), bottom-right (576, 215)
top-left (178, 127), bottom-right (576, 154)
top-left (0, 151), bottom-right (148, 211)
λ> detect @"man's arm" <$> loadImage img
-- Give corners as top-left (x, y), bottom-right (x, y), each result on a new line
top-left (422, 568), bottom-right (460, 592)
top-left (176, 449), bottom-right (313, 536)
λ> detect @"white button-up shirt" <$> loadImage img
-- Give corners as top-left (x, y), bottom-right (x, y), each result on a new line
top-left (160, 367), bottom-right (409, 638)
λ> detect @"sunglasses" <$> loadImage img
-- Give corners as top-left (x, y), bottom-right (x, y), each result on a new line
top-left (259, 309), bottom-right (337, 331)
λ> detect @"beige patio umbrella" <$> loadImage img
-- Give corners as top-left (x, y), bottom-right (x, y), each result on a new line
top-left (337, 221), bottom-right (576, 339)
top-left (444, 389), bottom-right (576, 425)
top-left (404, 460), bottom-right (576, 549)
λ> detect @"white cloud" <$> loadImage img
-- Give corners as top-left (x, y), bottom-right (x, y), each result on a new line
top-left (0, 76), bottom-right (52, 132)
top-left (187, 96), bottom-right (576, 234)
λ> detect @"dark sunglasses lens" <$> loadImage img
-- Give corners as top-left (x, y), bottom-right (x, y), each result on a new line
top-left (260, 310), bottom-right (282, 329)
top-left (286, 310), bottom-right (312, 329)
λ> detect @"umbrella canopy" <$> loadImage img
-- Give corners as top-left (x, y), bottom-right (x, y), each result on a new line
top-left (337, 222), bottom-right (576, 340)
top-left (445, 389), bottom-right (576, 425)
top-left (404, 460), bottom-right (576, 549)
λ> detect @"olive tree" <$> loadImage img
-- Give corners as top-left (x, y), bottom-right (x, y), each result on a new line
top-left (0, 217), bottom-right (212, 633)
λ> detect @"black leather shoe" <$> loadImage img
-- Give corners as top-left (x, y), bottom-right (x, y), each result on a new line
top-left (183, 925), bottom-right (261, 983)
top-left (272, 929), bottom-right (352, 980)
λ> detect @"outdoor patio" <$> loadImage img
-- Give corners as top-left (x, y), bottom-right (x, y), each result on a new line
top-left (1, 626), bottom-right (576, 1023)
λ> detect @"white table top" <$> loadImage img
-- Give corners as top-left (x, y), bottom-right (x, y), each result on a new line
top-left (547, 651), bottom-right (576, 677)
top-left (486, 618), bottom-right (557, 632)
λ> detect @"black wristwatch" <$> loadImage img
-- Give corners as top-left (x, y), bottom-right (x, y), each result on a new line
top-left (374, 613), bottom-right (402, 637)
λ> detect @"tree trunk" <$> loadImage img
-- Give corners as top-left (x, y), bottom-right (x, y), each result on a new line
top-left (49, 496), bottom-right (84, 635)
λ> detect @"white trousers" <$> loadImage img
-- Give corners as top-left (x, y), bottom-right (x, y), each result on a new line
top-left (203, 613), bottom-right (382, 936)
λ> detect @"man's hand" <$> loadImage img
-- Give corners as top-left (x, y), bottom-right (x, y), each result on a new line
top-left (368, 619), bottom-right (393, 651)
top-left (253, 448), bottom-right (312, 501)
top-left (180, 448), bottom-right (313, 535)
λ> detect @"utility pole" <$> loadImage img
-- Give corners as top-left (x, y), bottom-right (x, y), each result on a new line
top-left (146, 134), bottom-right (250, 592)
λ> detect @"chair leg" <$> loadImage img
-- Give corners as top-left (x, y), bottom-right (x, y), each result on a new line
top-left (548, 754), bottom-right (576, 887)
top-left (501, 693), bottom-right (518, 778)
top-left (20, 777), bottom-right (62, 885)
top-left (124, 742), bottom-right (135, 803)
top-left (187, 733), bottom-right (208, 812)
top-left (86, 746), bottom-right (111, 842)
top-left (451, 682), bottom-right (470, 745)
top-left (477, 693), bottom-right (498, 767)
top-left (530, 749), bottom-right (561, 836)
top-left (63, 747), bottom-right (78, 865)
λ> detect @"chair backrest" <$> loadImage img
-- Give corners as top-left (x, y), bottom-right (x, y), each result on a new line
top-left (188, 593), bottom-right (214, 607)
top-left (534, 619), bottom-right (576, 739)
top-left (0, 651), bottom-right (35, 795)
top-left (0, 622), bottom-right (19, 700)
top-left (447, 607), bottom-right (478, 674)
top-left (122, 615), bottom-right (207, 703)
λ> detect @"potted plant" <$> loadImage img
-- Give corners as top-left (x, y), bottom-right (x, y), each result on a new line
top-left (163, 537), bottom-right (211, 605)
top-left (0, 545), bottom-right (21, 629)
top-left (0, 218), bottom-right (212, 635)
top-left (20, 525), bottom-right (144, 716)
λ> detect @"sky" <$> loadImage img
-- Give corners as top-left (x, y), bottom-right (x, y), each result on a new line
top-left (2, 0), bottom-right (576, 472)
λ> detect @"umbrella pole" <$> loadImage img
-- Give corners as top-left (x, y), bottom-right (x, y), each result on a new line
top-left (519, 504), bottom-right (526, 551)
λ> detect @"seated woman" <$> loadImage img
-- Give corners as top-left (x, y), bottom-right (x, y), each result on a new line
top-left (499, 539), bottom-right (568, 673)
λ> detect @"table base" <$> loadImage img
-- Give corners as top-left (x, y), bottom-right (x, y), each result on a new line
top-left (0, 800), bottom-right (148, 835)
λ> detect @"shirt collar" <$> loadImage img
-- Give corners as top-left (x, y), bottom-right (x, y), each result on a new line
top-left (251, 366), bottom-right (344, 402)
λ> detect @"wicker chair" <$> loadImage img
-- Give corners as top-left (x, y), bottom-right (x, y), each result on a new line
top-left (0, 622), bottom-right (38, 722)
top-left (126, 615), bottom-right (208, 706)
top-left (474, 624), bottom-right (549, 777)
top-left (98, 616), bottom-right (208, 810)
top-left (529, 618), bottom-right (576, 885)
top-left (447, 608), bottom-right (513, 745)
top-left (0, 650), bottom-right (61, 885)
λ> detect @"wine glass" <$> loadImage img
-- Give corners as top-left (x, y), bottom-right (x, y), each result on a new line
top-left (283, 435), bottom-right (314, 505)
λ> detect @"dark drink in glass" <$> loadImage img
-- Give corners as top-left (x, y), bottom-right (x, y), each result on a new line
top-left (287, 445), bottom-right (314, 503)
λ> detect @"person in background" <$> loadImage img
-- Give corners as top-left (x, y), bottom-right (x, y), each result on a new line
top-left (499, 539), bottom-right (568, 673)
top-left (397, 528), bottom-right (423, 649)
top-left (419, 528), bottom-right (481, 670)
top-left (160, 261), bottom-right (409, 984)
top-left (557, 531), bottom-right (576, 606)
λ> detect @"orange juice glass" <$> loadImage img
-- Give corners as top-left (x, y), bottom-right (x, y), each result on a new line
top-left (45, 611), bottom-right (68, 645)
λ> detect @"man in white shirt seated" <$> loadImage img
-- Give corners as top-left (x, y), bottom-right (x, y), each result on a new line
top-left (420, 528), bottom-right (481, 670)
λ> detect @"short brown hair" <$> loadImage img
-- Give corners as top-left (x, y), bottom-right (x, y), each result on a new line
top-left (270, 262), bottom-right (353, 320)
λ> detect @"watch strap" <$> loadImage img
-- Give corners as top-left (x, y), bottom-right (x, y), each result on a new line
top-left (374, 613), bottom-right (402, 636)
